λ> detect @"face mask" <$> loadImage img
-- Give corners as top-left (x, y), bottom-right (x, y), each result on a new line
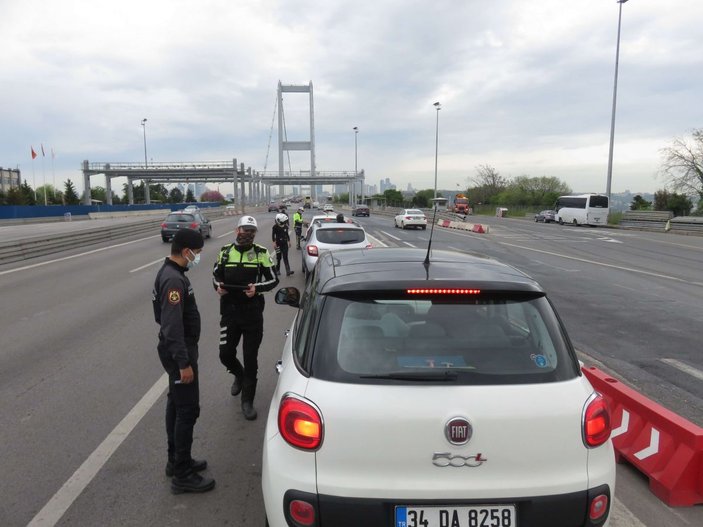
top-left (186, 249), bottom-right (201, 269)
top-left (236, 231), bottom-right (256, 246)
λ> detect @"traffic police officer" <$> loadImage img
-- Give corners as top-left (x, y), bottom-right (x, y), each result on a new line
top-left (213, 215), bottom-right (279, 420)
top-left (153, 228), bottom-right (215, 494)
top-left (293, 207), bottom-right (304, 249)
top-left (272, 213), bottom-right (294, 276)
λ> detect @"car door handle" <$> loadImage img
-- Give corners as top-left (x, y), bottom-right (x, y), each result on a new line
top-left (284, 329), bottom-right (290, 337)
top-left (275, 360), bottom-right (283, 375)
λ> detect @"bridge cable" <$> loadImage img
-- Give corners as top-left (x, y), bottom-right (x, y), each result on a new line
top-left (263, 94), bottom-right (277, 172)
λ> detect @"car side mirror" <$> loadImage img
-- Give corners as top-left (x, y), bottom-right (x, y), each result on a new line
top-left (275, 287), bottom-right (300, 308)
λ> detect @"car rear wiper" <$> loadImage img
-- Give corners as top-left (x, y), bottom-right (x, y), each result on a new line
top-left (360, 370), bottom-right (459, 381)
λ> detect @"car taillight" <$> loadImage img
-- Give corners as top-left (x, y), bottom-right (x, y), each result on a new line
top-left (161, 223), bottom-right (167, 228)
top-left (583, 393), bottom-right (611, 447)
top-left (405, 216), bottom-right (412, 220)
top-left (407, 288), bottom-right (481, 295)
top-left (278, 395), bottom-right (323, 450)
top-left (589, 494), bottom-right (609, 521)
top-left (306, 245), bottom-right (318, 257)
top-left (289, 500), bottom-right (315, 526)
top-left (190, 222), bottom-right (198, 229)
top-left (365, 244), bottom-right (373, 248)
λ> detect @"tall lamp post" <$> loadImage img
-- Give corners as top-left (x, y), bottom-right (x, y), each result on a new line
top-left (605, 0), bottom-right (628, 211)
top-left (353, 126), bottom-right (359, 205)
top-left (433, 102), bottom-right (441, 205)
top-left (141, 118), bottom-right (148, 168)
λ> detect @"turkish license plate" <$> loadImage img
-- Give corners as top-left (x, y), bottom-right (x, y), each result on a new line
top-left (395, 505), bottom-right (516, 527)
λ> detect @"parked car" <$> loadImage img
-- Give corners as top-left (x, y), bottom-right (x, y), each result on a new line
top-left (351, 204), bottom-right (370, 217)
top-left (263, 247), bottom-right (616, 527)
top-left (160, 211), bottom-right (212, 242)
top-left (301, 222), bottom-right (371, 275)
top-left (268, 202), bottom-right (281, 212)
top-left (394, 208), bottom-right (427, 230)
top-left (322, 203), bottom-right (335, 213)
top-left (535, 209), bottom-right (556, 223)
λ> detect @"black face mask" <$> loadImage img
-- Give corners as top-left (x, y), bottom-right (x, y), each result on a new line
top-left (236, 231), bottom-right (256, 247)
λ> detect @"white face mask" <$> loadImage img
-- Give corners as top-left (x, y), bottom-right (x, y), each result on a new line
top-left (186, 249), bottom-right (201, 269)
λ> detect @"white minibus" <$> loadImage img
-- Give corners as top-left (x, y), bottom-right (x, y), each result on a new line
top-left (554, 194), bottom-right (608, 226)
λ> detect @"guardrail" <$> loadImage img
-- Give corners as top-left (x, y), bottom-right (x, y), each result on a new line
top-left (0, 207), bottom-right (233, 265)
top-left (669, 216), bottom-right (703, 235)
top-left (620, 211), bottom-right (673, 231)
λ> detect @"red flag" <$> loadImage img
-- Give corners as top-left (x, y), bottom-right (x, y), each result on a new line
top-left (31, 147), bottom-right (37, 159)
top-left (41, 144), bottom-right (45, 157)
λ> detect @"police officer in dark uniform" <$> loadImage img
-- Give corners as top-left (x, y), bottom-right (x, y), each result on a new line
top-left (152, 228), bottom-right (215, 494)
top-left (213, 215), bottom-right (279, 420)
top-left (272, 213), bottom-right (294, 276)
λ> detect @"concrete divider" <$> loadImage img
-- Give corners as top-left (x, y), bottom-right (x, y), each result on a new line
top-left (436, 218), bottom-right (489, 233)
top-left (88, 210), bottom-right (166, 219)
top-left (583, 366), bottom-right (703, 506)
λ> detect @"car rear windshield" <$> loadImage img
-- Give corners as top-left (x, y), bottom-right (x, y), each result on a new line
top-left (311, 294), bottom-right (579, 385)
top-left (406, 209), bottom-right (423, 215)
top-left (315, 228), bottom-right (365, 244)
top-left (166, 214), bottom-right (195, 222)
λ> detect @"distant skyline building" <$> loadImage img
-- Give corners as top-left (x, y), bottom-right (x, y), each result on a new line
top-left (380, 177), bottom-right (396, 193)
top-left (0, 167), bottom-right (21, 193)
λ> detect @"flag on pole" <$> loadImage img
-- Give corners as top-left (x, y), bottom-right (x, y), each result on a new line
top-left (31, 146), bottom-right (37, 159)
top-left (41, 144), bottom-right (45, 157)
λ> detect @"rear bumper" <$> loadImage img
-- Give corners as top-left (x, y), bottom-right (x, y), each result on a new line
top-left (278, 485), bottom-right (611, 527)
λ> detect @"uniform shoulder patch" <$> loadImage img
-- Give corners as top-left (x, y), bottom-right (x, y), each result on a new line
top-left (168, 289), bottom-right (182, 305)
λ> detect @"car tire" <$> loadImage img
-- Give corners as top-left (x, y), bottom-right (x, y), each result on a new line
top-left (422, 226), bottom-right (427, 230)
top-left (401, 222), bottom-right (405, 230)
top-left (162, 236), bottom-right (169, 243)
top-left (207, 227), bottom-right (212, 239)
top-left (558, 218), bottom-right (564, 225)
top-left (573, 219), bottom-right (578, 226)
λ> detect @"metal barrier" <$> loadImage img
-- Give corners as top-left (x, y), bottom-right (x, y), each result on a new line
top-left (620, 211), bottom-right (673, 231)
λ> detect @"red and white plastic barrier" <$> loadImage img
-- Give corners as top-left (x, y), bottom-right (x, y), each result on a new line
top-left (583, 366), bottom-right (703, 506)
top-left (436, 218), bottom-right (488, 234)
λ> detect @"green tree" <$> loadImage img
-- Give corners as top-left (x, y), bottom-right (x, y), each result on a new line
top-left (185, 188), bottom-right (195, 203)
top-left (64, 179), bottom-right (80, 205)
top-left (21, 181), bottom-right (37, 205)
top-left (383, 189), bottom-right (405, 207)
top-left (412, 189), bottom-right (437, 208)
top-left (653, 189), bottom-right (692, 216)
top-left (6, 187), bottom-right (26, 205)
top-left (630, 195), bottom-right (652, 211)
top-left (468, 164), bottom-right (509, 205)
top-left (659, 129), bottom-right (703, 203)
top-left (169, 187), bottom-right (184, 204)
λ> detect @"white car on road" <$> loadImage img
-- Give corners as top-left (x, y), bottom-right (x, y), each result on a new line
top-left (395, 208), bottom-right (427, 230)
top-left (262, 248), bottom-right (616, 527)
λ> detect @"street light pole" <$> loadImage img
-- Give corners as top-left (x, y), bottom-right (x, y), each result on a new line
top-left (433, 102), bottom-right (441, 204)
top-left (605, 0), bottom-right (628, 211)
top-left (141, 118), bottom-right (148, 168)
top-left (353, 126), bottom-right (358, 205)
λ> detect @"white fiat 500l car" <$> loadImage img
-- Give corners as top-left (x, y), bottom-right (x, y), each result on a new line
top-left (395, 208), bottom-right (427, 230)
top-left (263, 248), bottom-right (615, 527)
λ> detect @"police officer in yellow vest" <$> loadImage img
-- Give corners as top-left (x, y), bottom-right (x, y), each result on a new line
top-left (213, 216), bottom-right (279, 420)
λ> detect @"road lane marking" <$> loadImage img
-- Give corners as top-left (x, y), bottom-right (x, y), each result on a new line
top-left (380, 230), bottom-right (402, 241)
top-left (27, 373), bottom-right (168, 527)
top-left (403, 241), bottom-right (416, 248)
top-left (660, 358), bottom-right (703, 382)
top-left (129, 257), bottom-right (165, 273)
top-left (367, 234), bottom-right (387, 247)
top-left (496, 241), bottom-right (703, 287)
top-left (217, 230), bottom-right (235, 239)
top-left (0, 235), bottom-right (160, 276)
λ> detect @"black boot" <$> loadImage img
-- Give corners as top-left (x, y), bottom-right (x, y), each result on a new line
top-left (171, 472), bottom-right (216, 494)
top-left (230, 376), bottom-right (242, 396)
top-left (241, 381), bottom-right (257, 420)
top-left (165, 458), bottom-right (208, 478)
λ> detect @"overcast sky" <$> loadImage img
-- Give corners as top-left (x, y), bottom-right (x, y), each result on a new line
top-left (2, 0), bottom-right (702, 196)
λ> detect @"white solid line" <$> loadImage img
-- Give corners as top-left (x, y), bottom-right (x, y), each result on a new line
top-left (0, 235), bottom-right (160, 276)
top-left (367, 234), bottom-right (387, 247)
top-left (27, 373), bottom-right (168, 527)
top-left (403, 241), bottom-right (416, 248)
top-left (217, 230), bottom-right (235, 239)
top-left (496, 241), bottom-right (703, 287)
top-left (380, 230), bottom-right (402, 241)
top-left (660, 358), bottom-right (703, 382)
top-left (129, 257), bottom-right (165, 273)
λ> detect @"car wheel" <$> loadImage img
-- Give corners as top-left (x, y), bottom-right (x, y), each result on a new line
top-left (573, 219), bottom-right (578, 226)
top-left (558, 218), bottom-right (564, 225)
top-left (422, 226), bottom-right (427, 230)
top-left (207, 227), bottom-right (212, 239)
top-left (162, 236), bottom-right (169, 243)
top-left (401, 222), bottom-right (405, 229)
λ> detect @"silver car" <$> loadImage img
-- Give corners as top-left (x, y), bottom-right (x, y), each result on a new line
top-left (394, 208), bottom-right (427, 230)
top-left (301, 221), bottom-right (371, 275)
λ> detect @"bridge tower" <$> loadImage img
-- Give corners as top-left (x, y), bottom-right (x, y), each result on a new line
top-left (277, 81), bottom-right (316, 198)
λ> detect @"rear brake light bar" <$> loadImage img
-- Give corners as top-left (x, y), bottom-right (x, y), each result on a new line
top-left (407, 288), bottom-right (481, 295)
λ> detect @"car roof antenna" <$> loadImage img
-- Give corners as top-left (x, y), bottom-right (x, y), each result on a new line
top-left (423, 201), bottom-right (441, 271)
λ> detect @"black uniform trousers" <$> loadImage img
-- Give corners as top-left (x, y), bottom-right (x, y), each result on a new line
top-left (275, 244), bottom-right (291, 274)
top-left (158, 340), bottom-right (200, 479)
top-left (219, 298), bottom-right (264, 403)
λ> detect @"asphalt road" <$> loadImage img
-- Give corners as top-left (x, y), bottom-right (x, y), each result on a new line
top-left (0, 211), bottom-right (701, 527)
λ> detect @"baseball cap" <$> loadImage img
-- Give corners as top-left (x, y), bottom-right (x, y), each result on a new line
top-left (237, 215), bottom-right (258, 230)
